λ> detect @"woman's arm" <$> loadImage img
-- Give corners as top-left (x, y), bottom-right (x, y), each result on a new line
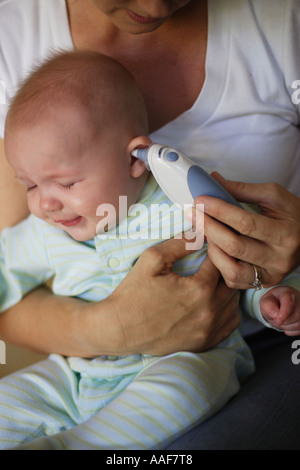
top-left (0, 138), bottom-right (29, 231)
top-left (0, 285), bottom-right (136, 358)
top-left (195, 173), bottom-right (300, 289)
top-left (0, 237), bottom-right (240, 358)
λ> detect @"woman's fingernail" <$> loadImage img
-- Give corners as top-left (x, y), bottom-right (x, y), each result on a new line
top-left (194, 199), bottom-right (208, 210)
top-left (212, 171), bottom-right (225, 181)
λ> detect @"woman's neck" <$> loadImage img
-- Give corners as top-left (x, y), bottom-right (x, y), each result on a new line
top-left (66, 0), bottom-right (208, 132)
top-left (67, 0), bottom-right (205, 48)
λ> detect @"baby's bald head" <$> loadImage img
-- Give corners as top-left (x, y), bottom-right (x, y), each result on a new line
top-left (5, 50), bottom-right (148, 139)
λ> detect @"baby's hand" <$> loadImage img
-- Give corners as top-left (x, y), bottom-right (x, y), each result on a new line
top-left (260, 286), bottom-right (300, 336)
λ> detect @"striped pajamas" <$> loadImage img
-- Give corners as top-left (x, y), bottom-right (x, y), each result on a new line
top-left (0, 334), bottom-right (253, 450)
top-left (1, 175), bottom-right (293, 450)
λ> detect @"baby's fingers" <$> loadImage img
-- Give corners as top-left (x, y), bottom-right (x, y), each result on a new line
top-left (278, 321), bottom-right (300, 337)
top-left (260, 287), bottom-right (297, 326)
top-left (261, 287), bottom-right (300, 335)
top-left (276, 290), bottom-right (297, 325)
top-left (260, 293), bottom-right (280, 322)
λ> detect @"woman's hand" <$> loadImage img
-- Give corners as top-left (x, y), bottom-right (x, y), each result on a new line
top-left (109, 236), bottom-right (240, 356)
top-left (193, 174), bottom-right (300, 290)
top-left (0, 234), bottom-right (239, 358)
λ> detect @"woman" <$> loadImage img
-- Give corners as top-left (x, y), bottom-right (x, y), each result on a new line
top-left (0, 0), bottom-right (299, 449)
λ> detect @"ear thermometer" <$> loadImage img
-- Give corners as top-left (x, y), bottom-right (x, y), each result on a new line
top-left (132, 144), bottom-right (242, 210)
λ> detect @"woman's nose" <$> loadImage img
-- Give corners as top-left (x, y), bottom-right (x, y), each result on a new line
top-left (137, 0), bottom-right (172, 17)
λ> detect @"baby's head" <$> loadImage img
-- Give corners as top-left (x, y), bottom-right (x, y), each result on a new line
top-left (5, 50), bottom-right (150, 241)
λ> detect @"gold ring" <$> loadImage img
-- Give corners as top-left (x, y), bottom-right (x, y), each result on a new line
top-left (250, 265), bottom-right (263, 291)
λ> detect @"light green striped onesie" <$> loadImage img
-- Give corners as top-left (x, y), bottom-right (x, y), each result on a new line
top-left (0, 176), bottom-right (294, 450)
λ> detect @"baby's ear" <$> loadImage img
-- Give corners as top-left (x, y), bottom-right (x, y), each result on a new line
top-left (128, 136), bottom-right (152, 178)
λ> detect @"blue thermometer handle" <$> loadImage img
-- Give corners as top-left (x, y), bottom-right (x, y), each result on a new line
top-left (187, 165), bottom-right (242, 208)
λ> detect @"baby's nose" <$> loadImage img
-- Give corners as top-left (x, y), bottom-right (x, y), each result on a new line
top-left (39, 194), bottom-right (63, 212)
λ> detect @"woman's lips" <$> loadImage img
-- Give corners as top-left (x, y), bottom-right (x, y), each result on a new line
top-left (126, 9), bottom-right (162, 25)
top-left (55, 216), bottom-right (82, 227)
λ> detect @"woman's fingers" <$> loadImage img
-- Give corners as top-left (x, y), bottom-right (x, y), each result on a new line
top-left (191, 176), bottom-right (300, 288)
top-left (201, 210), bottom-right (268, 263)
top-left (112, 237), bottom-right (240, 355)
top-left (195, 211), bottom-right (274, 287)
top-left (209, 176), bottom-right (300, 264)
top-left (134, 234), bottom-right (203, 276)
top-left (206, 242), bottom-right (265, 290)
top-left (191, 251), bottom-right (221, 287)
top-left (196, 197), bottom-right (277, 245)
top-left (212, 174), bottom-right (300, 217)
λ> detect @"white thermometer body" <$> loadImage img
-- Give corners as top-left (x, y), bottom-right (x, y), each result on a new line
top-left (132, 144), bottom-right (242, 210)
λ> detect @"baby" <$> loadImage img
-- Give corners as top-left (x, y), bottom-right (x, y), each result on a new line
top-left (0, 50), bottom-right (299, 450)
